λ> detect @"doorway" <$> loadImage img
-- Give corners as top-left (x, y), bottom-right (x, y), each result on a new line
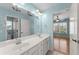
top-left (6, 16), bottom-right (20, 40)
top-left (53, 12), bottom-right (70, 55)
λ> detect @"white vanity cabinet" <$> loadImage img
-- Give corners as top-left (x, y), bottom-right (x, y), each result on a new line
top-left (28, 44), bottom-right (41, 55)
top-left (0, 34), bottom-right (50, 55)
top-left (22, 42), bottom-right (43, 55)
top-left (21, 37), bottom-right (49, 55)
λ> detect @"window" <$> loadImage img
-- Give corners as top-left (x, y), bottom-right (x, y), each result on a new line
top-left (54, 22), bottom-right (67, 34)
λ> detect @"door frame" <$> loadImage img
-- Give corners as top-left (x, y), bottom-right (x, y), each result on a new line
top-left (52, 10), bottom-right (70, 54)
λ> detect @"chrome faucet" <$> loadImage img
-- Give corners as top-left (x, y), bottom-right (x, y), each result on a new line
top-left (37, 33), bottom-right (42, 37)
top-left (16, 38), bottom-right (22, 45)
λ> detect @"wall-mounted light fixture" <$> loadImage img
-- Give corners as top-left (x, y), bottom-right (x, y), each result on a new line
top-left (36, 10), bottom-right (39, 12)
top-left (55, 16), bottom-right (60, 22)
top-left (38, 12), bottom-right (42, 16)
top-left (12, 3), bottom-right (21, 12)
top-left (36, 9), bottom-right (42, 16)
top-left (20, 3), bottom-right (25, 5)
top-left (27, 11), bottom-right (33, 16)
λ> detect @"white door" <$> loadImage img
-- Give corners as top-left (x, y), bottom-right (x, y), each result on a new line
top-left (70, 19), bottom-right (78, 55)
top-left (76, 3), bottom-right (79, 55)
top-left (21, 19), bottom-right (30, 37)
top-left (69, 4), bottom-right (78, 55)
top-left (70, 37), bottom-right (78, 55)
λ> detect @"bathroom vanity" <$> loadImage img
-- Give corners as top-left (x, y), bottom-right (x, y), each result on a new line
top-left (0, 34), bottom-right (49, 55)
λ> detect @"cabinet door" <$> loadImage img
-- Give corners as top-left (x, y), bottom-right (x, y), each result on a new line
top-left (28, 47), bottom-right (36, 55)
top-left (54, 38), bottom-right (60, 51)
top-left (43, 38), bottom-right (49, 54)
top-left (28, 44), bottom-right (40, 55)
top-left (39, 41), bottom-right (43, 55)
top-left (60, 39), bottom-right (68, 53)
top-left (21, 51), bottom-right (29, 55)
top-left (38, 42), bottom-right (44, 55)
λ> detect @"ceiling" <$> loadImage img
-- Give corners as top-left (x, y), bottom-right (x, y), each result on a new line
top-left (33, 3), bottom-right (57, 11)
top-left (0, 3), bottom-right (28, 15)
top-left (0, 3), bottom-right (71, 15)
top-left (0, 3), bottom-right (58, 15)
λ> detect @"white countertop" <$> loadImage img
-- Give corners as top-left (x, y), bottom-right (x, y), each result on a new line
top-left (0, 34), bottom-right (49, 55)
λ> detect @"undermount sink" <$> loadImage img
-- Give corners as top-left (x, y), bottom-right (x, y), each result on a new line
top-left (16, 42), bottom-right (29, 48)
top-left (36, 34), bottom-right (43, 38)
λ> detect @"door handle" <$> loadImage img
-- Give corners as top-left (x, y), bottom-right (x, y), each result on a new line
top-left (72, 39), bottom-right (79, 43)
top-left (72, 39), bottom-right (77, 42)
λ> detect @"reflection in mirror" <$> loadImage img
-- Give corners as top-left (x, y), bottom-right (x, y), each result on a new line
top-left (21, 19), bottom-right (30, 37)
top-left (7, 16), bottom-right (20, 40)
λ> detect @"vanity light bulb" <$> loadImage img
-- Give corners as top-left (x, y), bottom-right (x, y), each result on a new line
top-left (36, 10), bottom-right (40, 12)
top-left (20, 3), bottom-right (25, 5)
top-left (38, 12), bottom-right (42, 16)
top-left (12, 3), bottom-right (17, 6)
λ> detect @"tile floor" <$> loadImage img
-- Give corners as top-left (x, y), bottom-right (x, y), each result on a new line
top-left (46, 50), bottom-right (64, 55)
top-left (54, 38), bottom-right (68, 54)
top-left (53, 51), bottom-right (64, 55)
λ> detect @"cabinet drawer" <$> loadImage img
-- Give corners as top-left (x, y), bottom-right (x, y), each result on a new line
top-left (28, 43), bottom-right (42, 55)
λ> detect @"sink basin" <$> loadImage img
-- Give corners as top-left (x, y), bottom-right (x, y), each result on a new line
top-left (16, 42), bottom-right (29, 49)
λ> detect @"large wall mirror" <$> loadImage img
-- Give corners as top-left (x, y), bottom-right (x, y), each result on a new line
top-left (6, 16), bottom-right (31, 40)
